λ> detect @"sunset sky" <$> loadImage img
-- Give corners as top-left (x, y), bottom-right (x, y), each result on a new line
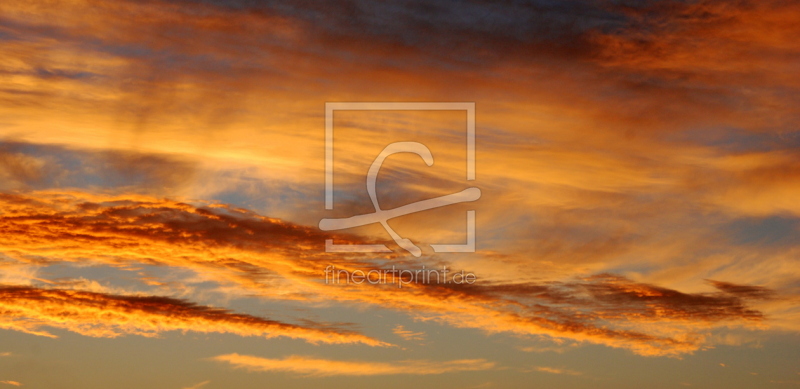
top-left (1, 0), bottom-right (799, 388)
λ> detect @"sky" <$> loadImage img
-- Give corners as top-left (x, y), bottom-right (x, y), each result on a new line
top-left (0, 0), bottom-right (799, 388)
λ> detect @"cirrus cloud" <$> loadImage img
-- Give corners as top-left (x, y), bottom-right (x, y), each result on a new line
top-left (211, 353), bottom-right (495, 376)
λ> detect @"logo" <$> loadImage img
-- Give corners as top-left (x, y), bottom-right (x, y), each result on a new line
top-left (319, 102), bottom-right (480, 257)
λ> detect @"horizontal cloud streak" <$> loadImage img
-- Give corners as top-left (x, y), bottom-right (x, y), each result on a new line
top-left (181, 381), bottom-right (210, 389)
top-left (212, 353), bottom-right (495, 376)
top-left (533, 366), bottom-right (582, 376)
top-left (0, 285), bottom-right (389, 346)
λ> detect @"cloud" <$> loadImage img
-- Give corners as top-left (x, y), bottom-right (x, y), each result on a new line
top-left (0, 0), bottom-right (797, 170)
top-left (0, 146), bottom-right (54, 191)
top-left (0, 285), bottom-right (389, 346)
top-left (0, 1), bottom-right (797, 381)
top-left (0, 191), bottom-right (777, 356)
top-left (181, 381), bottom-right (210, 389)
top-left (0, 190), bottom-right (392, 299)
top-left (2, 0), bottom-right (799, 258)
top-left (409, 274), bottom-right (768, 357)
top-left (0, 141), bottom-right (199, 195)
top-left (708, 280), bottom-right (776, 300)
top-left (532, 366), bottom-right (582, 376)
top-left (0, 382), bottom-right (21, 387)
top-left (393, 325), bottom-right (425, 342)
top-left (211, 353), bottom-right (495, 376)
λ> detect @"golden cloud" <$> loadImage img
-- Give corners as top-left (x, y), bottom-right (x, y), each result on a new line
top-left (0, 191), bottom-right (776, 356)
top-left (0, 285), bottom-right (389, 346)
top-left (211, 353), bottom-right (495, 376)
top-left (532, 366), bottom-right (582, 376)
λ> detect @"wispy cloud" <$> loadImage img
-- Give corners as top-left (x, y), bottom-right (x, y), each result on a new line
top-left (212, 354), bottom-right (495, 376)
top-left (0, 381), bottom-right (21, 387)
top-left (0, 285), bottom-right (389, 346)
top-left (181, 381), bottom-right (210, 389)
top-left (393, 325), bottom-right (425, 342)
top-left (532, 366), bottom-right (582, 376)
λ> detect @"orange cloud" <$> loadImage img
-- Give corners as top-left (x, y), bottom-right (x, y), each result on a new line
top-left (181, 381), bottom-right (210, 389)
top-left (211, 353), bottom-right (495, 376)
top-left (392, 325), bottom-right (425, 342)
top-left (0, 285), bottom-right (389, 346)
top-left (1, 0), bottom-right (798, 239)
top-left (0, 0), bottom-right (797, 379)
top-left (0, 191), bottom-right (775, 357)
top-left (532, 366), bottom-right (582, 376)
